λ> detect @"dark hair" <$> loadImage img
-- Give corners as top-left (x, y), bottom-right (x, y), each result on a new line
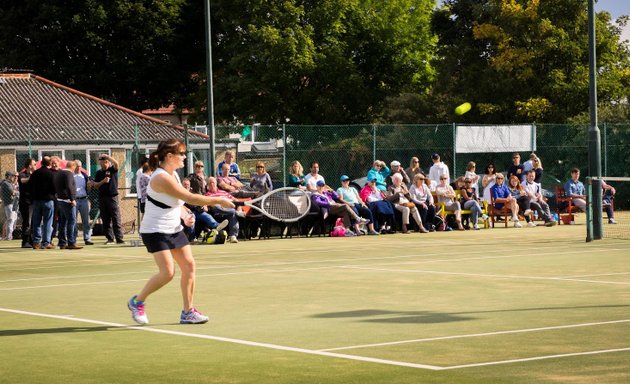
top-left (148, 138), bottom-right (185, 170)
top-left (41, 156), bottom-right (51, 167)
top-left (485, 163), bottom-right (496, 174)
top-left (138, 155), bottom-right (149, 167)
top-left (571, 168), bottom-right (580, 174)
top-left (23, 157), bottom-right (36, 169)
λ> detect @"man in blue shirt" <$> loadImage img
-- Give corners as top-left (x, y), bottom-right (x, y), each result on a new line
top-left (490, 172), bottom-right (522, 228)
top-left (216, 150), bottom-right (241, 180)
top-left (564, 168), bottom-right (586, 212)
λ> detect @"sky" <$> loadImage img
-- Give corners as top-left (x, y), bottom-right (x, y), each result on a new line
top-left (595, 0), bottom-right (630, 42)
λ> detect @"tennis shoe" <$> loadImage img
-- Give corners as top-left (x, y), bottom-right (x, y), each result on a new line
top-left (481, 214), bottom-right (489, 222)
top-left (608, 219), bottom-right (617, 224)
top-left (127, 295), bottom-right (148, 325)
top-left (527, 221), bottom-right (536, 227)
top-left (215, 219), bottom-right (229, 232)
top-left (229, 235), bottom-right (238, 243)
top-left (180, 308), bottom-right (209, 324)
top-left (514, 221), bottom-right (523, 228)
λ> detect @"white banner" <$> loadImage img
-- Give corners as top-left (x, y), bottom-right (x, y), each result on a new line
top-left (455, 125), bottom-right (536, 153)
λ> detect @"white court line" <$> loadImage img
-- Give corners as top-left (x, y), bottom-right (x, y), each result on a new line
top-left (320, 319), bottom-right (630, 351)
top-left (440, 347), bottom-right (630, 370)
top-left (0, 307), bottom-right (442, 371)
top-left (342, 266), bottom-right (630, 286)
top-left (559, 272), bottom-right (630, 278)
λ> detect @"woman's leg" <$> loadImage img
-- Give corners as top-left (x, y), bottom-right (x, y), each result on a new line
top-left (463, 200), bottom-right (480, 225)
top-left (395, 205), bottom-right (410, 225)
top-left (136, 250), bottom-right (176, 302)
top-left (171, 245), bottom-right (196, 312)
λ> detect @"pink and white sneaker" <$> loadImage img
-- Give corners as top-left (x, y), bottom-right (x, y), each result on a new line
top-left (180, 308), bottom-right (209, 324)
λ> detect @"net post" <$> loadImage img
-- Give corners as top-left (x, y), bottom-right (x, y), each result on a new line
top-left (586, 176), bottom-right (593, 242)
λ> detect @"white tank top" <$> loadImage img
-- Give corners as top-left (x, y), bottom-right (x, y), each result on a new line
top-left (140, 168), bottom-right (184, 234)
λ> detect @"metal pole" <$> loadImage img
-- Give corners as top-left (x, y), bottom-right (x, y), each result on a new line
top-left (372, 125), bottom-right (376, 163)
top-left (282, 124), bottom-right (286, 187)
top-left (588, 0), bottom-right (603, 240)
top-left (452, 123), bottom-right (457, 179)
top-left (184, 124), bottom-right (190, 175)
top-left (603, 122), bottom-right (607, 176)
top-left (204, 0), bottom-right (216, 176)
top-left (28, 124), bottom-right (32, 158)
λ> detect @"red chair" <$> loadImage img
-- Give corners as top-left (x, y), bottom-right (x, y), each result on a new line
top-left (488, 196), bottom-right (510, 228)
top-left (555, 186), bottom-right (576, 224)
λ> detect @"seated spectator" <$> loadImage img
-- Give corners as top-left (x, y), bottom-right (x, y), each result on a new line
top-left (521, 170), bottom-right (556, 227)
top-left (491, 173), bottom-right (522, 228)
top-left (304, 161), bottom-right (325, 192)
top-left (250, 161), bottom-right (273, 193)
top-left (388, 173), bottom-right (427, 233)
top-left (450, 176), bottom-right (465, 191)
top-left (217, 150), bottom-right (241, 179)
top-left (360, 176), bottom-right (397, 233)
top-left (288, 160), bottom-right (307, 189)
top-left (182, 177), bottom-right (229, 242)
top-left (482, 163), bottom-right (497, 202)
top-left (217, 163), bottom-right (258, 198)
top-left (564, 168), bottom-right (586, 212)
top-left (311, 180), bottom-right (369, 235)
top-left (507, 152), bottom-right (525, 182)
top-left (507, 175), bottom-right (533, 226)
top-left (460, 177), bottom-right (487, 230)
top-left (367, 160), bottom-right (390, 191)
top-left (336, 175), bottom-right (379, 235)
top-left (205, 176), bottom-right (242, 243)
top-left (405, 157), bottom-right (423, 185)
top-left (385, 160), bottom-right (410, 188)
top-left (189, 160), bottom-right (208, 194)
top-left (409, 173), bottom-right (437, 231)
top-left (436, 174), bottom-right (464, 230)
top-left (424, 173), bottom-right (437, 192)
top-left (602, 180), bottom-right (617, 224)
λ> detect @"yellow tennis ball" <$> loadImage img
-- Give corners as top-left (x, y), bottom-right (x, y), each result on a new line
top-left (455, 102), bottom-right (472, 115)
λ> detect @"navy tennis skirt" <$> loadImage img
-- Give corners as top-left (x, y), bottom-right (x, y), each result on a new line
top-left (141, 231), bottom-right (190, 253)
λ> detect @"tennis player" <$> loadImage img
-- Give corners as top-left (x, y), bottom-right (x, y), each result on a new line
top-left (128, 138), bottom-right (234, 325)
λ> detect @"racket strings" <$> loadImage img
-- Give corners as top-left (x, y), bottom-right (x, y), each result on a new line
top-left (262, 191), bottom-right (310, 220)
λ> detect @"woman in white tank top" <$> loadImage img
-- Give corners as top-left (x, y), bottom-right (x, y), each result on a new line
top-left (127, 139), bottom-right (234, 326)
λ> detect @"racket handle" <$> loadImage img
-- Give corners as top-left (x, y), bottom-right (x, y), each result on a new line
top-left (233, 201), bottom-right (245, 207)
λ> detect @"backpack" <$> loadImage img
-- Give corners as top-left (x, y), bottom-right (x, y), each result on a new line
top-left (202, 229), bottom-right (227, 244)
top-left (330, 218), bottom-right (347, 237)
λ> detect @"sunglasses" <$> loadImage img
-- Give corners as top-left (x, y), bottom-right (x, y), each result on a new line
top-left (465, 181), bottom-right (472, 183)
top-left (496, 177), bottom-right (504, 180)
top-left (195, 165), bottom-right (204, 168)
top-left (256, 166), bottom-right (264, 169)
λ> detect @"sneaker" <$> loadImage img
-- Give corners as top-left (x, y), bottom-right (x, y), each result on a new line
top-left (215, 219), bottom-right (229, 232)
top-left (180, 308), bottom-right (209, 324)
top-left (356, 217), bottom-right (370, 225)
top-left (345, 229), bottom-right (357, 236)
top-left (116, 240), bottom-right (126, 245)
top-left (229, 235), bottom-right (238, 243)
top-left (44, 244), bottom-right (55, 249)
top-left (481, 214), bottom-right (489, 222)
top-left (368, 230), bottom-right (380, 235)
top-left (84, 240), bottom-right (94, 245)
top-left (66, 244), bottom-right (83, 250)
top-left (524, 209), bottom-right (532, 217)
top-left (527, 221), bottom-right (536, 227)
top-left (608, 219), bottom-right (617, 224)
top-left (104, 240), bottom-right (115, 245)
top-left (127, 295), bottom-right (149, 325)
top-left (545, 220), bottom-right (557, 227)
top-left (236, 210), bottom-right (246, 218)
top-left (473, 224), bottom-right (480, 230)
top-left (59, 245), bottom-right (67, 249)
top-left (21, 243), bottom-right (32, 249)
top-left (514, 221), bottom-right (523, 228)
top-left (418, 227), bottom-right (429, 233)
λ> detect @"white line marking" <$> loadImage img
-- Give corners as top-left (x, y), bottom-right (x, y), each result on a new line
top-left (440, 347), bottom-right (630, 370)
top-left (0, 307), bottom-right (442, 371)
top-left (342, 266), bottom-right (630, 286)
top-left (559, 272), bottom-right (630, 278)
top-left (320, 319), bottom-right (630, 351)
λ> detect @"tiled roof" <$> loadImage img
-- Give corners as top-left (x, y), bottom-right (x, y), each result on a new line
top-left (0, 74), bottom-right (208, 145)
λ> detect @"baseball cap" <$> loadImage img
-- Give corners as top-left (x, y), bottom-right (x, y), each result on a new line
top-left (340, 175), bottom-right (350, 181)
top-left (390, 160), bottom-right (401, 167)
top-left (5, 170), bottom-right (17, 177)
top-left (316, 180), bottom-right (326, 186)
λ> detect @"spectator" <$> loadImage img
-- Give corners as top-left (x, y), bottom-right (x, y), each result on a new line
top-left (135, 155), bottom-right (149, 209)
top-left (491, 173), bottom-right (522, 228)
top-left (189, 160), bottom-right (207, 195)
top-left (181, 177), bottom-right (228, 243)
top-left (366, 160), bottom-right (390, 191)
top-left (217, 150), bottom-right (241, 179)
top-left (482, 163), bottom-right (497, 202)
top-left (217, 163), bottom-right (258, 198)
top-left (359, 176), bottom-right (397, 233)
top-left (49, 156), bottom-right (61, 239)
top-left (507, 175), bottom-right (533, 227)
top-left (206, 176), bottom-right (242, 243)
top-left (287, 160), bottom-right (307, 189)
top-left (93, 153), bottom-right (125, 245)
top-left (436, 174), bottom-right (464, 230)
top-left (18, 158), bottom-right (36, 248)
top-left (424, 173), bottom-right (437, 192)
top-left (405, 157), bottom-right (423, 185)
top-left (601, 180), bottom-right (617, 224)
top-left (388, 173), bottom-right (427, 233)
top-left (385, 160), bottom-right (410, 188)
top-left (250, 161), bottom-right (273, 193)
top-left (137, 163), bottom-right (152, 216)
top-left (409, 173), bottom-right (437, 232)
top-left (507, 152), bottom-right (525, 182)
top-left (73, 160), bottom-right (94, 245)
top-left (1, 171), bottom-right (19, 240)
top-left (311, 180), bottom-right (368, 235)
top-left (521, 169), bottom-right (556, 227)
top-left (54, 161), bottom-right (82, 249)
top-left (428, 153), bottom-right (450, 185)
top-left (29, 156), bottom-right (56, 249)
top-left (522, 153), bottom-right (538, 172)
top-left (450, 176), bottom-right (466, 191)
top-left (460, 176), bottom-right (487, 230)
top-left (336, 175), bottom-right (379, 235)
top-left (532, 157), bottom-right (543, 185)
top-left (464, 161), bottom-right (480, 195)
top-left (304, 161), bottom-right (325, 192)
top-left (564, 168), bottom-right (586, 212)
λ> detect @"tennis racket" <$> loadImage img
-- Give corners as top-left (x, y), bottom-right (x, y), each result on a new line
top-left (235, 187), bottom-right (311, 222)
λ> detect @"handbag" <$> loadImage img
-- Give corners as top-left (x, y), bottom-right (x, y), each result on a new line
top-left (404, 202), bottom-right (415, 208)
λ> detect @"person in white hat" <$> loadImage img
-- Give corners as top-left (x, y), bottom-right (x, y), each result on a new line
top-left (385, 160), bottom-right (410, 188)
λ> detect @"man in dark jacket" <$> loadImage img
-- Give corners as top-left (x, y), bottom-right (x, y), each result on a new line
top-left (29, 156), bottom-right (56, 249)
top-left (53, 160), bottom-right (82, 249)
top-left (18, 158), bottom-right (36, 248)
top-left (93, 153), bottom-right (125, 245)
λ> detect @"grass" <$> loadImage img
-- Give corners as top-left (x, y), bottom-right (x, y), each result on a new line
top-left (0, 221), bottom-right (629, 383)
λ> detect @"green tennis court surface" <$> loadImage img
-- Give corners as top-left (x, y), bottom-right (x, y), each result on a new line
top-left (1, 223), bottom-right (628, 383)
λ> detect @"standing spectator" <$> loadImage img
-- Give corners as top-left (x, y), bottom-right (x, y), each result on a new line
top-left (135, 155), bottom-right (149, 209)
top-left (522, 153), bottom-right (538, 173)
top-left (93, 153), bottom-right (125, 245)
top-left (18, 158), bottom-right (36, 248)
top-left (464, 161), bottom-right (481, 195)
top-left (29, 156), bottom-right (56, 249)
top-left (250, 161), bottom-right (273, 193)
top-left (1, 171), bottom-right (19, 240)
top-left (366, 160), bottom-right (390, 192)
top-left (482, 163), bottom-right (497, 202)
top-left (428, 153), bottom-right (450, 185)
top-left (385, 160), bottom-right (410, 188)
top-left (54, 161), bottom-right (82, 249)
top-left (73, 160), bottom-right (94, 245)
top-left (304, 161), bottom-right (325, 192)
top-left (216, 150), bottom-right (241, 179)
top-left (564, 168), bottom-right (586, 212)
top-left (189, 160), bottom-right (207, 195)
top-left (405, 157), bottom-right (423, 185)
top-left (507, 152), bottom-right (525, 182)
top-left (532, 157), bottom-right (544, 185)
top-left (137, 163), bottom-right (152, 216)
top-left (287, 160), bottom-right (307, 189)
top-left (49, 156), bottom-right (62, 240)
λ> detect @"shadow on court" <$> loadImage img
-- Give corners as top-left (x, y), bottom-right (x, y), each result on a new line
top-left (0, 326), bottom-right (114, 337)
top-left (312, 304), bottom-right (630, 324)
